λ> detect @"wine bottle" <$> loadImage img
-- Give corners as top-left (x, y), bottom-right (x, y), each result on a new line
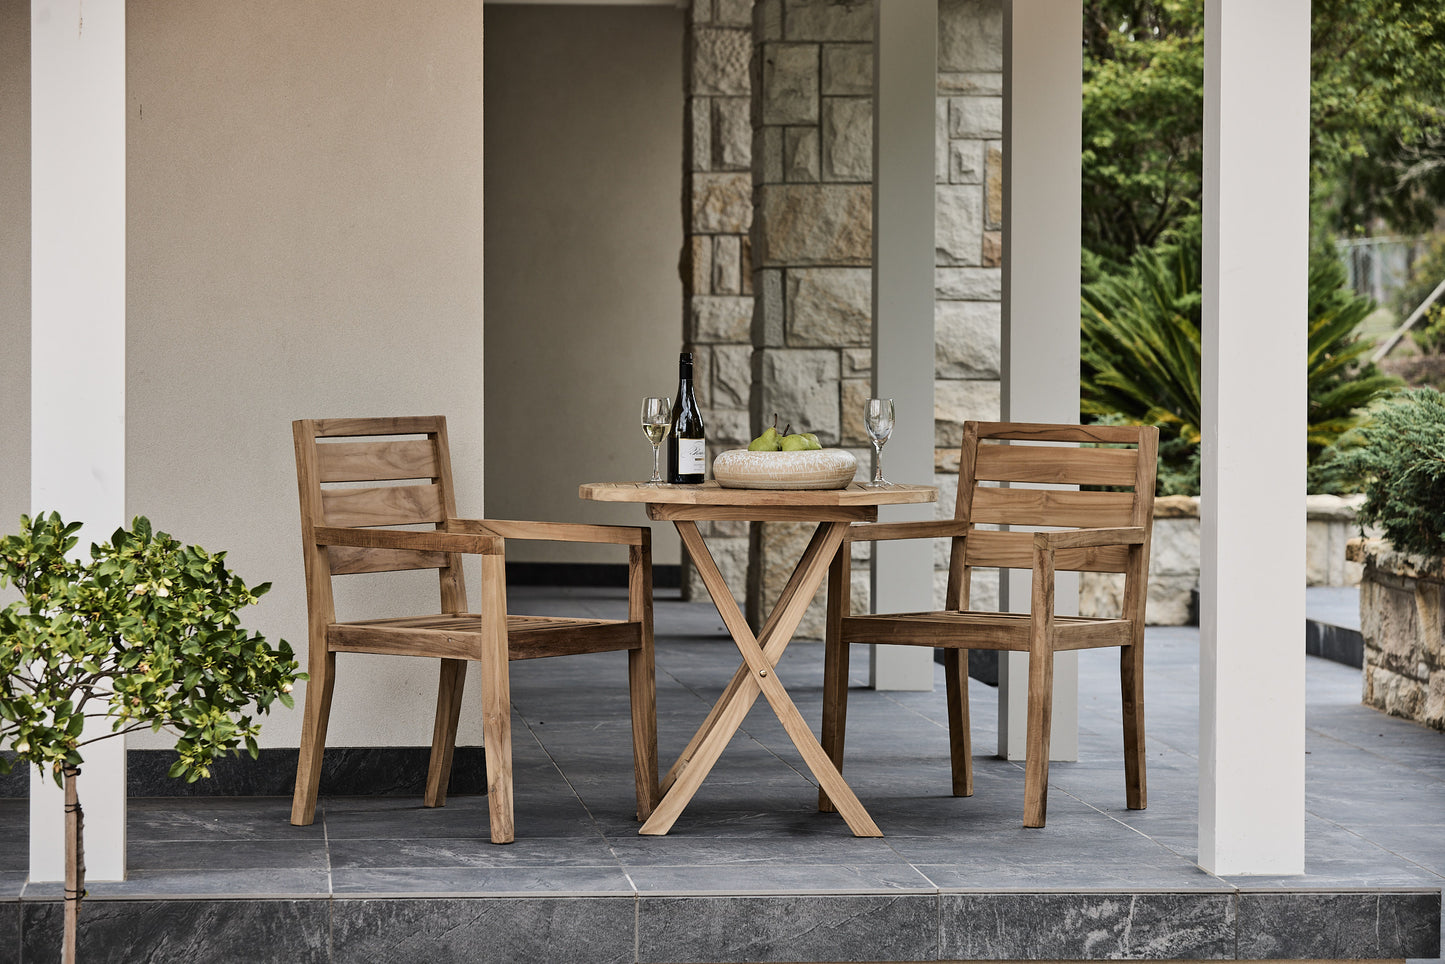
top-left (666, 351), bottom-right (707, 484)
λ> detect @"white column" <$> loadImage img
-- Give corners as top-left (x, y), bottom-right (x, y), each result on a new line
top-left (1199, 0), bottom-right (1308, 875)
top-left (30, 0), bottom-right (127, 883)
top-left (869, 0), bottom-right (936, 691)
top-left (996, 0), bottom-right (1081, 761)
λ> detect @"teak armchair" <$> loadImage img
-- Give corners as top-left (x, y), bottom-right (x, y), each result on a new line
top-left (821, 421), bottom-right (1158, 828)
top-left (290, 416), bottom-right (658, 844)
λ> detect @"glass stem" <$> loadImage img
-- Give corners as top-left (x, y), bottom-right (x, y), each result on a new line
top-left (652, 444), bottom-right (662, 483)
top-left (872, 440), bottom-right (884, 484)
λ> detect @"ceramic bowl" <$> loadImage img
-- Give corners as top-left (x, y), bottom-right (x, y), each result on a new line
top-left (712, 448), bottom-right (858, 490)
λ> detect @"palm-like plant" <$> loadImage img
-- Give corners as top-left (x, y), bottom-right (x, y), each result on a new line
top-left (1306, 257), bottom-right (1401, 461)
top-left (1081, 219), bottom-right (1204, 448)
top-left (1081, 216), bottom-right (1398, 492)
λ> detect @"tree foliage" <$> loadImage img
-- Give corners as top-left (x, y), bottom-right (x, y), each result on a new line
top-left (1082, 0), bottom-right (1204, 266)
top-left (0, 513), bottom-right (302, 784)
top-left (1310, 2), bottom-right (1445, 236)
top-left (1082, 0), bottom-right (1445, 263)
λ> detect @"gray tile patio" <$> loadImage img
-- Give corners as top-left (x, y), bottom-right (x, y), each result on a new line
top-left (1, 586), bottom-right (1441, 962)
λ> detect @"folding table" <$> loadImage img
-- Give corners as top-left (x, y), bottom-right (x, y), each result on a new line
top-left (579, 480), bottom-right (936, 837)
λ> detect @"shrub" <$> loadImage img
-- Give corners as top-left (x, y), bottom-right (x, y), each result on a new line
top-left (1316, 389), bottom-right (1445, 558)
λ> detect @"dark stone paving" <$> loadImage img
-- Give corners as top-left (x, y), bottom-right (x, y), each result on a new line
top-left (1, 586), bottom-right (1441, 962)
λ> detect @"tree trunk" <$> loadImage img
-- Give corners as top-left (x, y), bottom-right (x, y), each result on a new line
top-left (63, 766), bottom-right (84, 964)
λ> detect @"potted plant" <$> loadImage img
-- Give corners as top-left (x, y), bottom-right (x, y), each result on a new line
top-left (0, 513), bottom-right (303, 963)
top-left (1330, 389), bottom-right (1445, 729)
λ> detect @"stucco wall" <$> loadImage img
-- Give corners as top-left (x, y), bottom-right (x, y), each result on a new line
top-left (0, 0), bottom-right (29, 549)
top-left (483, 4), bottom-right (685, 566)
top-left (122, 0), bottom-right (487, 749)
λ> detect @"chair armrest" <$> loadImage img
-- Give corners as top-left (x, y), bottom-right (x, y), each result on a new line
top-left (448, 518), bottom-right (648, 547)
top-left (313, 526), bottom-right (503, 555)
top-left (1033, 526), bottom-right (1147, 551)
top-left (844, 520), bottom-right (970, 543)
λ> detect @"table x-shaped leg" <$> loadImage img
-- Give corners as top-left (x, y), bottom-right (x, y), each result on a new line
top-left (640, 519), bottom-right (881, 837)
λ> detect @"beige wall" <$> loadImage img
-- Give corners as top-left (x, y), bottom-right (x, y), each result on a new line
top-left (121, 0), bottom-right (486, 748)
top-left (0, 0), bottom-right (29, 543)
top-left (483, 5), bottom-right (684, 566)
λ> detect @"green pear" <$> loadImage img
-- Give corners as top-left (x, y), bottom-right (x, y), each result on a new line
top-left (748, 430), bottom-right (780, 451)
top-left (779, 434), bottom-right (811, 451)
top-left (748, 414), bottom-right (784, 451)
top-left (802, 432), bottom-right (822, 450)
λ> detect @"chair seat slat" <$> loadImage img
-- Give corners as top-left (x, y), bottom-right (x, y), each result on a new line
top-left (841, 611), bottom-right (1132, 651)
top-left (328, 613), bottom-right (639, 660)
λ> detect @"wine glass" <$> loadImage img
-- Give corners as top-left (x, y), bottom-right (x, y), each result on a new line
top-left (640, 396), bottom-right (671, 485)
top-left (865, 397), bottom-right (894, 487)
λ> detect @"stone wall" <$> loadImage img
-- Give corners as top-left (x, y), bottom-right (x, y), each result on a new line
top-left (1351, 539), bottom-right (1445, 731)
top-left (931, 0), bottom-right (1004, 613)
top-left (748, 0), bottom-right (878, 637)
top-left (1307, 493), bottom-right (1369, 587)
top-left (1080, 494), bottom-right (1373, 626)
top-left (684, 0), bottom-right (757, 602)
top-left (740, 0), bottom-right (1007, 638)
top-left (1078, 496), bottom-right (1200, 626)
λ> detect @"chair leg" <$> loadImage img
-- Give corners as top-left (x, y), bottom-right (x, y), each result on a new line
top-left (424, 658), bottom-right (468, 809)
top-left (1022, 641), bottom-right (1055, 829)
top-left (479, 555), bottom-right (515, 844)
top-left (1121, 641), bottom-right (1147, 810)
top-left (818, 545), bottom-right (850, 814)
top-left (290, 651), bottom-right (335, 826)
top-left (944, 648), bottom-right (973, 797)
top-left (627, 538), bottom-right (659, 822)
top-left (628, 645), bottom-right (659, 821)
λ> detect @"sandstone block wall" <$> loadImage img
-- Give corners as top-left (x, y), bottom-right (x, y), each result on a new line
top-left (1352, 539), bottom-right (1445, 731)
top-left (931, 0), bottom-right (1004, 613)
top-left (680, 0), bottom-right (1005, 637)
top-left (684, 0), bottom-right (757, 603)
top-left (1080, 494), bottom-right (1372, 626)
top-left (748, 0), bottom-right (878, 637)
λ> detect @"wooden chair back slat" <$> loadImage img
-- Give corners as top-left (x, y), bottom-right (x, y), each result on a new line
top-left (312, 416), bottom-right (443, 438)
top-left (973, 444), bottom-right (1139, 487)
top-left (316, 439), bottom-right (440, 483)
top-left (951, 421), bottom-right (1156, 583)
top-left (327, 546), bottom-right (450, 575)
top-left (970, 488), bottom-right (1136, 529)
top-left (321, 483), bottom-right (447, 529)
top-left (963, 530), bottom-right (1131, 574)
top-left (298, 417), bottom-right (462, 585)
top-left (972, 421), bottom-right (1146, 445)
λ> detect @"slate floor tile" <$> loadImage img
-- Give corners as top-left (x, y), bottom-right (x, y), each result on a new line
top-left (329, 834), bottom-right (622, 870)
top-left (21, 898), bottom-right (330, 964)
top-left (331, 864), bottom-right (635, 896)
top-left (637, 893), bottom-right (938, 963)
top-left (331, 896), bottom-right (636, 964)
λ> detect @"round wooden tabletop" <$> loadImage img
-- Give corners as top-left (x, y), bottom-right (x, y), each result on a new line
top-left (578, 480), bottom-right (936, 506)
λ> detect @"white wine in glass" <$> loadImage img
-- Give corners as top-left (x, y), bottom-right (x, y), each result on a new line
top-left (641, 396), bottom-right (671, 485)
top-left (865, 397), bottom-right (894, 487)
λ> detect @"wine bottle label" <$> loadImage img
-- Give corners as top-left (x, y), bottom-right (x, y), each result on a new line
top-left (678, 438), bottom-right (707, 475)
